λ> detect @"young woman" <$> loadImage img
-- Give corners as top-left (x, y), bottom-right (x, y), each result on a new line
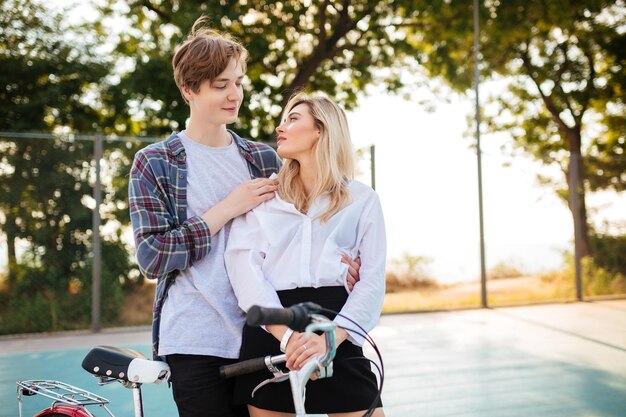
top-left (225, 93), bottom-right (386, 417)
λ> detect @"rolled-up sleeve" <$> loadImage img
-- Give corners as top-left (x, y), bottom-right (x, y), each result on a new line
top-left (334, 195), bottom-right (387, 346)
top-left (129, 151), bottom-right (212, 280)
top-left (225, 209), bottom-right (283, 314)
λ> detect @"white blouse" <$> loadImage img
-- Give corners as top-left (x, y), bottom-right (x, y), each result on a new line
top-left (224, 179), bottom-right (386, 345)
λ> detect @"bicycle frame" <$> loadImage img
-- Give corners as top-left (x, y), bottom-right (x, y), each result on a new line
top-left (290, 317), bottom-right (337, 416)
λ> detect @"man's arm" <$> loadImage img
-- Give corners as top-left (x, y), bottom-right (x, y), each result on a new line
top-left (129, 152), bottom-right (278, 280)
top-left (129, 151), bottom-right (212, 280)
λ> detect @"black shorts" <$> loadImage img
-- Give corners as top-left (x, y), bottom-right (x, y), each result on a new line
top-left (234, 286), bottom-right (382, 414)
top-left (167, 354), bottom-right (249, 417)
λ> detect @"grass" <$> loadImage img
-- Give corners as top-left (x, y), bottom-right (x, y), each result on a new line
top-left (382, 275), bottom-right (575, 313)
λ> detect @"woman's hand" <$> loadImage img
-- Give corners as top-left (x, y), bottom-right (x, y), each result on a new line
top-left (285, 332), bottom-right (325, 377)
top-left (285, 328), bottom-right (349, 379)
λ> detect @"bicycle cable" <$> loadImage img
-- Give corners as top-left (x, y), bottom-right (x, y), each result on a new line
top-left (318, 307), bottom-right (385, 417)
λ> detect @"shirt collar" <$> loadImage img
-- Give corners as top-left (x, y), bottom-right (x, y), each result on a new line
top-left (230, 129), bottom-right (261, 168)
top-left (165, 130), bottom-right (249, 158)
top-left (165, 132), bottom-right (185, 157)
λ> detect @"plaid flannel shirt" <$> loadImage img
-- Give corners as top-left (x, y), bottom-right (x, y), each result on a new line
top-left (128, 131), bottom-right (281, 359)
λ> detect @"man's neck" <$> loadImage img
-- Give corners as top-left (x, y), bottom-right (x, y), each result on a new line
top-left (184, 120), bottom-right (231, 147)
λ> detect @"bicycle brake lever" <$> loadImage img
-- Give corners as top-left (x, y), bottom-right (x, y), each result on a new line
top-left (251, 371), bottom-right (289, 398)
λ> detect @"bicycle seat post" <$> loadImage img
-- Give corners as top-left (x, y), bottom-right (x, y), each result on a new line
top-left (131, 383), bottom-right (144, 417)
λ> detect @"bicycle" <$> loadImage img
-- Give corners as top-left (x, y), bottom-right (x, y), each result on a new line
top-left (15, 302), bottom-right (382, 417)
top-left (220, 302), bottom-right (384, 417)
top-left (16, 346), bottom-right (171, 417)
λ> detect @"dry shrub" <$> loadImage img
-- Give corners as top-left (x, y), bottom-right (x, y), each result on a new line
top-left (385, 253), bottom-right (439, 293)
top-left (488, 260), bottom-right (526, 280)
top-left (385, 271), bottom-right (439, 293)
top-left (114, 282), bottom-right (155, 326)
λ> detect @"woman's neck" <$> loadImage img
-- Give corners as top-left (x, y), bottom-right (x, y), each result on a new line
top-left (184, 120), bottom-right (230, 147)
top-left (298, 157), bottom-right (316, 197)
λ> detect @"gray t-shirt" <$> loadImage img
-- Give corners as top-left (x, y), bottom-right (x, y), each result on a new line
top-left (158, 131), bottom-right (251, 358)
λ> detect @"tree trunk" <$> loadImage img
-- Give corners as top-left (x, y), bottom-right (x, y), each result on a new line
top-left (566, 128), bottom-right (592, 258)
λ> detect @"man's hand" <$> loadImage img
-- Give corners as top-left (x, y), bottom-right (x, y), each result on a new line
top-left (224, 178), bottom-right (278, 217)
top-left (202, 178), bottom-right (278, 234)
top-left (342, 255), bottom-right (361, 291)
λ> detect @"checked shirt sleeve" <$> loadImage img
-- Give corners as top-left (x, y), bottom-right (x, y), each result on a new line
top-left (129, 151), bottom-right (211, 280)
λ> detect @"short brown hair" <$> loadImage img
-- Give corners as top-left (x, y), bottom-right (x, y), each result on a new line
top-left (172, 17), bottom-right (247, 102)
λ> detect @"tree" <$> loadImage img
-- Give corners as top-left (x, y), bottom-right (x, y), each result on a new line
top-left (98, 0), bottom-right (426, 139)
top-left (406, 0), bottom-right (626, 257)
top-left (0, 0), bottom-right (132, 332)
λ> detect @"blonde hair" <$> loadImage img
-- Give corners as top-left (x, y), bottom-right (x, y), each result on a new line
top-left (172, 16), bottom-right (247, 103)
top-left (277, 92), bottom-right (355, 222)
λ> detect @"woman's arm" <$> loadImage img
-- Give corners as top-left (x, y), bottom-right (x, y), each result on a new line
top-left (333, 194), bottom-right (387, 345)
top-left (225, 209), bottom-right (297, 345)
top-left (224, 208), bottom-right (284, 315)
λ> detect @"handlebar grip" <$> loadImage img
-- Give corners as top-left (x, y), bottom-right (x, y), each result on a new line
top-left (246, 303), bottom-right (322, 332)
top-left (219, 356), bottom-right (268, 379)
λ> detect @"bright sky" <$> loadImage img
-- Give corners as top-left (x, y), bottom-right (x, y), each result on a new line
top-left (347, 90), bottom-right (625, 283)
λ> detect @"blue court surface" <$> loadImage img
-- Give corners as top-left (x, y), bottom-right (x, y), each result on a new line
top-left (2, 300), bottom-right (626, 417)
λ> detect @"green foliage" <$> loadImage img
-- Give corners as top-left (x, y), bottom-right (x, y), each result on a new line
top-left (0, 0), bottom-right (109, 132)
top-left (98, 0), bottom-right (425, 139)
top-left (590, 232), bottom-right (626, 276)
top-left (540, 247), bottom-right (626, 297)
top-left (582, 256), bottom-right (626, 296)
top-left (0, 240), bottom-right (127, 334)
top-left (0, 0), bottom-right (136, 333)
top-left (431, 0), bottom-right (624, 188)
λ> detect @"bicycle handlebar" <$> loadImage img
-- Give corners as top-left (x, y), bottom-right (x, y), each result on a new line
top-left (246, 302), bottom-right (323, 332)
top-left (220, 355), bottom-right (286, 379)
top-left (221, 303), bottom-right (327, 380)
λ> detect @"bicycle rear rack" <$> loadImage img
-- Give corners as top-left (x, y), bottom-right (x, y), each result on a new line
top-left (17, 380), bottom-right (114, 417)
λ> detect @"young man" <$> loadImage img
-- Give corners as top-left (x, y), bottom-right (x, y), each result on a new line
top-left (128, 19), bottom-right (361, 417)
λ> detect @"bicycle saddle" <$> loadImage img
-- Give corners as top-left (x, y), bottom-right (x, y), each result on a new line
top-left (81, 345), bottom-right (170, 384)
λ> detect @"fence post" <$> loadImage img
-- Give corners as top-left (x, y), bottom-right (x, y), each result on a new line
top-left (92, 134), bottom-right (103, 332)
top-left (474, 0), bottom-right (488, 308)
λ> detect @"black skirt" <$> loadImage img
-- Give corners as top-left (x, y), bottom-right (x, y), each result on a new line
top-left (234, 286), bottom-right (382, 413)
